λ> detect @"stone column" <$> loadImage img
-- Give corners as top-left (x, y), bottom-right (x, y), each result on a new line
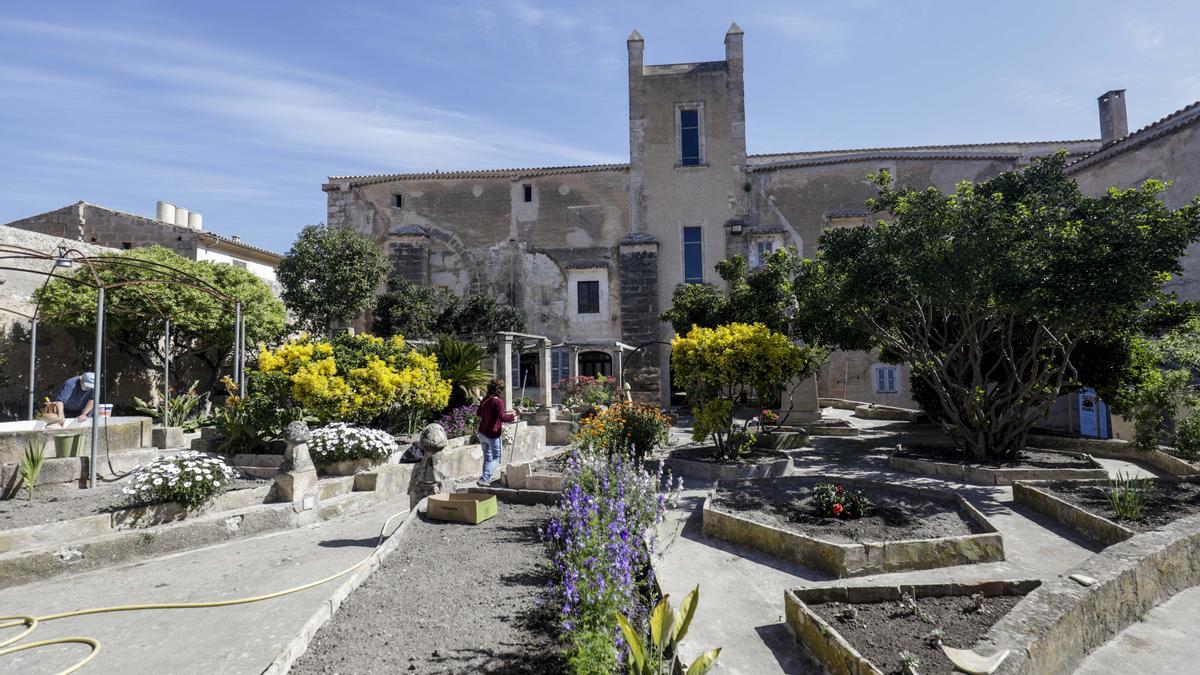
top-left (568, 346), bottom-right (580, 380)
top-left (275, 421), bottom-right (319, 512)
top-left (619, 232), bottom-right (661, 404)
top-left (409, 423), bottom-right (451, 510)
top-left (538, 339), bottom-right (552, 408)
top-left (614, 348), bottom-right (625, 390)
top-left (499, 334), bottom-right (514, 411)
top-left (778, 376), bottom-right (822, 427)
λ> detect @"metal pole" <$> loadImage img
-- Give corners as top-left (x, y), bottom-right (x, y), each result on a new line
top-left (89, 288), bottom-right (104, 489)
top-left (27, 318), bottom-right (37, 419)
top-left (233, 302), bottom-right (242, 394)
top-left (163, 318), bottom-right (170, 426)
top-left (240, 313), bottom-right (247, 395)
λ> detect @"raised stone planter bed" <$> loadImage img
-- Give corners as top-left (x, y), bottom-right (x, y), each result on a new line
top-left (753, 430), bottom-right (809, 450)
top-left (0, 447), bottom-right (160, 497)
top-left (786, 579), bottom-right (1040, 675)
top-left (319, 458), bottom-right (384, 476)
top-left (704, 476), bottom-right (1003, 577)
top-left (0, 481), bottom-right (273, 555)
top-left (889, 445), bottom-right (1109, 485)
top-left (977, 511), bottom-right (1200, 675)
top-left (853, 403), bottom-right (926, 422)
top-left (668, 445), bottom-right (794, 481)
top-left (1028, 433), bottom-right (1199, 476)
top-left (1013, 477), bottom-right (1200, 546)
top-left (151, 425), bottom-right (185, 449)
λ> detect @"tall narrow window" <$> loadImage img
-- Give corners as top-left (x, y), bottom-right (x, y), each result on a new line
top-left (679, 109), bottom-right (701, 166)
top-left (683, 227), bottom-right (703, 284)
top-left (522, 184), bottom-right (533, 203)
top-left (393, 194), bottom-right (403, 208)
top-left (577, 280), bottom-right (600, 314)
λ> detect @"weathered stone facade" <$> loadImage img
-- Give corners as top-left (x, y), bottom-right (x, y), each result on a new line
top-left (325, 27), bottom-right (1199, 408)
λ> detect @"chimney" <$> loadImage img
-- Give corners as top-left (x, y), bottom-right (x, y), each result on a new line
top-left (231, 234), bottom-right (241, 243)
top-left (1098, 89), bottom-right (1128, 146)
top-left (188, 212), bottom-right (203, 230)
top-left (725, 22), bottom-right (744, 70)
top-left (156, 201), bottom-right (176, 223)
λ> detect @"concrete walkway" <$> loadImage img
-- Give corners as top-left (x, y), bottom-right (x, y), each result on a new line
top-left (1074, 585), bottom-right (1200, 674)
top-left (653, 410), bottom-right (1162, 674)
top-left (0, 495), bottom-right (412, 675)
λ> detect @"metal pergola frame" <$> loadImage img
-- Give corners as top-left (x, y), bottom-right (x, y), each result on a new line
top-left (0, 241), bottom-right (250, 488)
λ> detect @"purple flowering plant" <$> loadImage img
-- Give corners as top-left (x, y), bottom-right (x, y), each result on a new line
top-left (436, 404), bottom-right (479, 441)
top-left (543, 447), bottom-right (680, 671)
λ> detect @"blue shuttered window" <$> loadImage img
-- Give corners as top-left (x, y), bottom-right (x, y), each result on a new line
top-left (683, 227), bottom-right (703, 284)
top-left (679, 109), bottom-right (700, 166)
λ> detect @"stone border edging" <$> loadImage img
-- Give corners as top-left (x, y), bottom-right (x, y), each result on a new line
top-left (1012, 480), bottom-right (1134, 546)
top-left (977, 510), bottom-right (1200, 675)
top-left (888, 450), bottom-right (1109, 485)
top-left (261, 500), bottom-right (421, 675)
top-left (1028, 434), bottom-right (1199, 476)
top-left (853, 404), bottom-right (925, 422)
top-left (702, 477), bottom-right (1004, 578)
top-left (785, 579), bottom-right (1041, 675)
top-left (668, 447), bottom-right (795, 481)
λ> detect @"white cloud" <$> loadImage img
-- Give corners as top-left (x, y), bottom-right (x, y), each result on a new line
top-left (0, 17), bottom-right (619, 176)
top-left (1132, 24), bottom-right (1165, 51)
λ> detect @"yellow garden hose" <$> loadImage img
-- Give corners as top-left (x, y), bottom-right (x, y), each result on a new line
top-left (0, 508), bottom-right (411, 674)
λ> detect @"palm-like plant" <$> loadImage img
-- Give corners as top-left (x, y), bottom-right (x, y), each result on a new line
top-left (422, 336), bottom-right (492, 409)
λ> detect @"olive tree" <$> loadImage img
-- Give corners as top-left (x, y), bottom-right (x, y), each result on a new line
top-left (796, 154), bottom-right (1200, 460)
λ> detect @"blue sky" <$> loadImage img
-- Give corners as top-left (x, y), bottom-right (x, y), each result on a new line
top-left (1, 1), bottom-right (1198, 253)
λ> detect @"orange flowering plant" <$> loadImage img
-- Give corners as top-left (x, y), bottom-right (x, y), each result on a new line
top-left (575, 401), bottom-right (671, 464)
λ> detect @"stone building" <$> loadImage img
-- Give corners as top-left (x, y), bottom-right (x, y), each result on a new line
top-left (3, 200), bottom-right (282, 294)
top-left (325, 26), bottom-right (1200, 413)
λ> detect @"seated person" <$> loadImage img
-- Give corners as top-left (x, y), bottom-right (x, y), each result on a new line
top-left (46, 372), bottom-right (96, 423)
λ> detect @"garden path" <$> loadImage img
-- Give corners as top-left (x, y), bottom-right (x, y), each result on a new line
top-left (654, 408), bottom-right (1160, 674)
top-left (1073, 584), bottom-right (1200, 675)
top-left (0, 495), bottom-right (412, 675)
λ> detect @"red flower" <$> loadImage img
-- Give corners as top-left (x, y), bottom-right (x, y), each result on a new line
top-left (832, 503), bottom-right (844, 516)
top-left (836, 485), bottom-right (845, 494)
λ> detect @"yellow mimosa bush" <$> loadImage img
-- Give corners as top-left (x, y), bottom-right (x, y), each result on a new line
top-left (672, 323), bottom-right (824, 459)
top-left (257, 333), bottom-right (450, 427)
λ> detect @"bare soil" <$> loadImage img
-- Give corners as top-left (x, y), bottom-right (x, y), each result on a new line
top-left (810, 594), bottom-right (1022, 674)
top-left (672, 445), bottom-right (788, 465)
top-left (528, 452), bottom-right (571, 474)
top-left (0, 478), bottom-right (265, 531)
top-left (895, 444), bottom-right (1097, 469)
top-left (292, 502), bottom-right (565, 674)
top-left (1040, 479), bottom-right (1200, 532)
top-left (711, 477), bottom-right (982, 544)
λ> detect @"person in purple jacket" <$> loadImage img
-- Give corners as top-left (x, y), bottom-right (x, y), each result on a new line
top-left (476, 379), bottom-right (516, 486)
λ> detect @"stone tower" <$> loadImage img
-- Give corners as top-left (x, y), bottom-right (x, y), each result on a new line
top-left (622, 24), bottom-right (751, 399)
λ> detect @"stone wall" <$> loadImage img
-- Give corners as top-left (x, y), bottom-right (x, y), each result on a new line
top-left (618, 233), bottom-right (661, 401)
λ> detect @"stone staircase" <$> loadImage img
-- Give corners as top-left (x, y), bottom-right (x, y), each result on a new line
top-left (231, 453), bottom-right (285, 479)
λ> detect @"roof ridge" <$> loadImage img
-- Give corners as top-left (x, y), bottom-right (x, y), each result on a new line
top-left (326, 162), bottom-right (630, 187)
top-left (1067, 99), bottom-right (1200, 173)
top-left (749, 139), bottom-right (1100, 158)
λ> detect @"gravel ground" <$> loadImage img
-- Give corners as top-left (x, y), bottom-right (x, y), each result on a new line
top-left (293, 502), bottom-right (565, 674)
top-left (0, 478), bottom-right (265, 531)
top-left (712, 477), bottom-right (982, 544)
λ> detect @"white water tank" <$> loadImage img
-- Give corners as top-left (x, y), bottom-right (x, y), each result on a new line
top-left (174, 207), bottom-right (189, 227)
top-left (156, 201), bottom-right (176, 223)
top-left (188, 212), bottom-right (203, 230)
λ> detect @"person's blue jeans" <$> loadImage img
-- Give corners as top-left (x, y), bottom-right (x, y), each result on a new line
top-left (480, 434), bottom-right (503, 481)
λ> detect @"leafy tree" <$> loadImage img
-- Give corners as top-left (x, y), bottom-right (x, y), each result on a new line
top-left (660, 249), bottom-right (803, 336)
top-left (277, 224), bottom-right (389, 334)
top-left (36, 245), bottom-right (286, 394)
top-left (796, 154), bottom-right (1200, 460)
top-left (372, 275), bottom-right (525, 338)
